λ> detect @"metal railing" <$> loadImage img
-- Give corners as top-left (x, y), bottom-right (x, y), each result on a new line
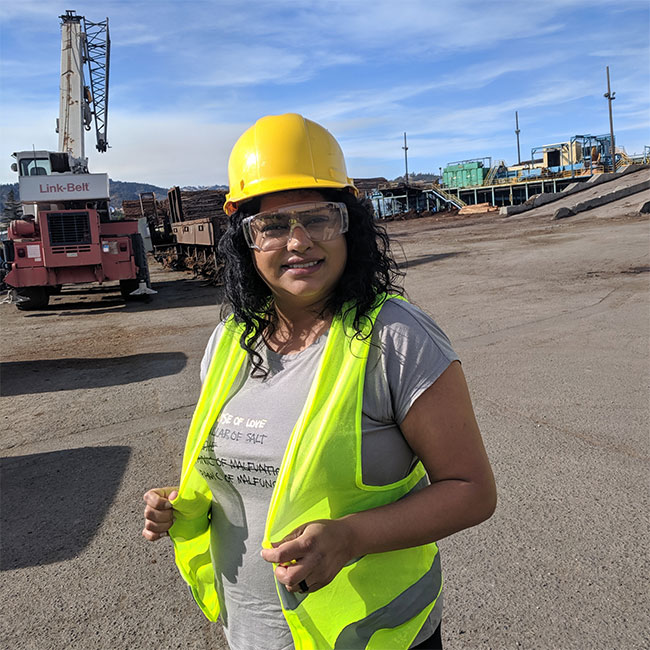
top-left (615, 151), bottom-right (633, 171)
top-left (429, 185), bottom-right (466, 208)
top-left (482, 161), bottom-right (506, 186)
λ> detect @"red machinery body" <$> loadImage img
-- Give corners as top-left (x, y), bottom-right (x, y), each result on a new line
top-left (5, 210), bottom-right (140, 288)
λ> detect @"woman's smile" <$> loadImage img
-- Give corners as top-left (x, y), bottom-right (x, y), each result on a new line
top-left (281, 257), bottom-right (324, 272)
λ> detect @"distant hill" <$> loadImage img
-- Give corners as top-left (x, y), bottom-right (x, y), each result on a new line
top-left (180, 184), bottom-right (229, 192)
top-left (109, 180), bottom-right (170, 207)
top-left (391, 172), bottom-right (441, 183)
top-left (0, 179), bottom-right (228, 213)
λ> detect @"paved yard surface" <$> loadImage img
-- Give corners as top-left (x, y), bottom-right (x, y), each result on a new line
top-left (1, 192), bottom-right (648, 650)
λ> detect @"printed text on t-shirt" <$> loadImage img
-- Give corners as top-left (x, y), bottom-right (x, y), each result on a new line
top-left (196, 412), bottom-right (279, 490)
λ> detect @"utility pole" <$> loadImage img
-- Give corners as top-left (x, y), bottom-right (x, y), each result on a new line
top-left (402, 132), bottom-right (409, 185)
top-left (604, 66), bottom-right (616, 172)
top-left (515, 111), bottom-right (521, 165)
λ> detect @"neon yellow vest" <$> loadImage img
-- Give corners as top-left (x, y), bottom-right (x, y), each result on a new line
top-left (170, 296), bottom-right (442, 649)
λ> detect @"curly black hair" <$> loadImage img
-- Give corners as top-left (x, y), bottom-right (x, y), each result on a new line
top-left (218, 189), bottom-right (404, 376)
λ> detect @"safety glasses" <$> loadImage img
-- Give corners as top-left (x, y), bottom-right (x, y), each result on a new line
top-left (242, 202), bottom-right (349, 251)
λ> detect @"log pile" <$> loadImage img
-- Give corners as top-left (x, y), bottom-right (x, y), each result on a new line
top-left (121, 197), bottom-right (170, 226)
top-left (122, 188), bottom-right (228, 225)
top-left (457, 202), bottom-right (498, 215)
top-left (177, 189), bottom-right (227, 220)
top-left (121, 200), bottom-right (144, 219)
top-left (353, 177), bottom-right (388, 194)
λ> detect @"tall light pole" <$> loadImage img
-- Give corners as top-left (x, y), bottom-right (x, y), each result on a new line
top-left (604, 66), bottom-right (616, 172)
top-left (515, 111), bottom-right (521, 165)
top-left (402, 132), bottom-right (409, 185)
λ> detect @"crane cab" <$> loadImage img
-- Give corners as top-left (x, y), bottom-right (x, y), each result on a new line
top-left (11, 150), bottom-right (110, 221)
top-left (11, 150), bottom-right (87, 178)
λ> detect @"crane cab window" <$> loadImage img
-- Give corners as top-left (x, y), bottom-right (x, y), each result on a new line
top-left (20, 158), bottom-right (52, 177)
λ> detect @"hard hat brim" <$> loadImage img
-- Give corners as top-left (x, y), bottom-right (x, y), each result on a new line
top-left (224, 175), bottom-right (357, 215)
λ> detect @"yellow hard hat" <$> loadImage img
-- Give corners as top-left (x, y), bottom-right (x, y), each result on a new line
top-left (224, 113), bottom-right (358, 215)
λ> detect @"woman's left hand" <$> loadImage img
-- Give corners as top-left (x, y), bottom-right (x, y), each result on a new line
top-left (260, 519), bottom-right (354, 593)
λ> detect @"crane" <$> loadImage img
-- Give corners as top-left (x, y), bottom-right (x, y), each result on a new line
top-left (1, 9), bottom-right (154, 310)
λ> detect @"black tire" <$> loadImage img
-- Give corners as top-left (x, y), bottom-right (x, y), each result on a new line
top-left (46, 284), bottom-right (63, 295)
top-left (119, 279), bottom-right (140, 301)
top-left (16, 286), bottom-right (50, 311)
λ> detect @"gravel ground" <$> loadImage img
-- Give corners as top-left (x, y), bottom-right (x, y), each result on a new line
top-left (1, 189), bottom-right (648, 650)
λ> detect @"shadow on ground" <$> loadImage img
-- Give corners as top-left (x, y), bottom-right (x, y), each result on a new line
top-left (0, 446), bottom-right (131, 570)
top-left (21, 277), bottom-right (224, 318)
top-left (0, 351), bottom-right (187, 396)
top-left (396, 251), bottom-right (466, 270)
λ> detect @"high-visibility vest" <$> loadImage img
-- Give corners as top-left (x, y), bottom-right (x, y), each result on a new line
top-left (169, 295), bottom-right (442, 649)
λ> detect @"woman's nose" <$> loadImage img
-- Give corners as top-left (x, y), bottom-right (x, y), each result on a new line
top-left (286, 223), bottom-right (313, 251)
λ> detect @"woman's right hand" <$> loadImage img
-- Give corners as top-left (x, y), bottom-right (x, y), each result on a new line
top-left (142, 487), bottom-right (179, 541)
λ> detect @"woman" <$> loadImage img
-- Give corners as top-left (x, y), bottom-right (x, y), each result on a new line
top-left (143, 113), bottom-right (496, 650)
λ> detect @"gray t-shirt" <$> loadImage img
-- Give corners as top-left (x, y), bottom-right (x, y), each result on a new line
top-left (197, 299), bottom-right (458, 650)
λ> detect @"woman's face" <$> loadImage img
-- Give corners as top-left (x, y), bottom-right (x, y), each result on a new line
top-left (250, 190), bottom-right (347, 312)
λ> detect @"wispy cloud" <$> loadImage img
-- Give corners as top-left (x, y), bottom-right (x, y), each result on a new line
top-left (185, 46), bottom-right (309, 87)
top-left (0, 59), bottom-right (55, 80)
top-left (0, 1), bottom-right (53, 21)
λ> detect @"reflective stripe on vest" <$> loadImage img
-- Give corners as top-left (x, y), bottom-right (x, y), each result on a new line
top-left (169, 295), bottom-right (442, 648)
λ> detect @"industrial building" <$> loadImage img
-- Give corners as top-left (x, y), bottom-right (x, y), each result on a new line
top-left (362, 134), bottom-right (649, 217)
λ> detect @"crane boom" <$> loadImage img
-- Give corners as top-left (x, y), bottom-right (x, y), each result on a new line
top-left (58, 10), bottom-right (87, 159)
top-left (57, 10), bottom-right (110, 160)
top-left (83, 16), bottom-right (110, 153)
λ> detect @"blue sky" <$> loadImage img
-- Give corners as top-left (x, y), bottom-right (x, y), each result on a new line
top-left (1, 0), bottom-right (648, 188)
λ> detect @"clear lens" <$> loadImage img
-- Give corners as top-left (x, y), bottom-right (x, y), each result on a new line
top-left (243, 202), bottom-right (348, 251)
